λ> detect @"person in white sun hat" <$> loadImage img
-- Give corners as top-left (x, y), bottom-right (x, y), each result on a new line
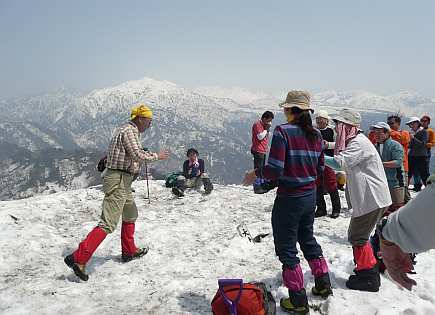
top-left (324, 108), bottom-right (391, 292)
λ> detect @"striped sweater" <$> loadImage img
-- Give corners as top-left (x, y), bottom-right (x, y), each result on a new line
top-left (256, 123), bottom-right (324, 196)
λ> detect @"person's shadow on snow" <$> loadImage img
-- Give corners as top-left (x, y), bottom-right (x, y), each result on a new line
top-left (59, 249), bottom-right (121, 282)
top-left (177, 291), bottom-right (211, 315)
top-left (85, 254), bottom-right (121, 274)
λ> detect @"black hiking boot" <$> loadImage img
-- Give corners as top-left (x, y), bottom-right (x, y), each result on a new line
top-left (330, 211), bottom-right (340, 219)
top-left (314, 208), bottom-right (327, 218)
top-left (122, 246), bottom-right (149, 263)
top-left (346, 266), bottom-right (380, 292)
top-left (312, 273), bottom-right (333, 298)
top-left (280, 289), bottom-right (309, 314)
top-left (412, 185), bottom-right (421, 192)
top-left (64, 254), bottom-right (89, 281)
top-left (203, 178), bottom-right (213, 194)
top-left (254, 184), bottom-right (268, 194)
top-left (172, 187), bottom-right (184, 197)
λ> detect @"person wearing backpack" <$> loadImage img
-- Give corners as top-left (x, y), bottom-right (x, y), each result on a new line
top-left (171, 148), bottom-right (213, 197)
top-left (63, 104), bottom-right (169, 281)
top-left (243, 91), bottom-right (333, 315)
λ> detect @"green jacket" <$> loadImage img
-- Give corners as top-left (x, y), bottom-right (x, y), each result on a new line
top-left (375, 137), bottom-right (404, 189)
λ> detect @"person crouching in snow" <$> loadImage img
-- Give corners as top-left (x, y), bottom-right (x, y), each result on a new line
top-left (314, 110), bottom-right (342, 219)
top-left (325, 109), bottom-right (392, 292)
top-left (243, 91), bottom-right (333, 315)
top-left (64, 104), bottom-right (169, 281)
top-left (171, 148), bottom-right (213, 197)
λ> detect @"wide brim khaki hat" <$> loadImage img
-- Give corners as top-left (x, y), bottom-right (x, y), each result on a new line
top-left (279, 90), bottom-right (313, 112)
top-left (331, 108), bottom-right (361, 127)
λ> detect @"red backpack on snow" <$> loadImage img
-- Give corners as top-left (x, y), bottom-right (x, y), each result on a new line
top-left (211, 279), bottom-right (276, 315)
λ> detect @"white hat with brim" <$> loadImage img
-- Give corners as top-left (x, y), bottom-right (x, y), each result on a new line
top-left (315, 110), bottom-right (331, 120)
top-left (370, 122), bottom-right (391, 131)
top-left (331, 108), bottom-right (361, 127)
top-left (406, 116), bottom-right (421, 125)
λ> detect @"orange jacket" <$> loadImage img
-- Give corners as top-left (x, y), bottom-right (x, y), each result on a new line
top-left (390, 130), bottom-right (411, 172)
top-left (426, 128), bottom-right (435, 150)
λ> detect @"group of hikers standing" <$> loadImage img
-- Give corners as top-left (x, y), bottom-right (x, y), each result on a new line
top-left (63, 97), bottom-right (435, 315)
top-left (243, 91), bottom-right (435, 314)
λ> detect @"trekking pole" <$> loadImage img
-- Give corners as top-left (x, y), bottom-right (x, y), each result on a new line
top-left (145, 163), bottom-right (150, 204)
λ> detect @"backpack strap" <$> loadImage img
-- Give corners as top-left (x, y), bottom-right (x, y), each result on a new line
top-left (218, 279), bottom-right (243, 315)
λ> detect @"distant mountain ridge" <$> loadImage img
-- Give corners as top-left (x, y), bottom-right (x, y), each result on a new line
top-left (1, 77), bottom-right (434, 200)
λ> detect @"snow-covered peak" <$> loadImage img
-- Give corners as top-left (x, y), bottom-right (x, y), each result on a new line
top-left (194, 86), bottom-right (273, 104)
top-left (87, 77), bottom-right (182, 99)
top-left (313, 90), bottom-right (434, 116)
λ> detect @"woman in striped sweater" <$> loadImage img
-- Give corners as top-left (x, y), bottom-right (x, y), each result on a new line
top-left (243, 91), bottom-right (332, 315)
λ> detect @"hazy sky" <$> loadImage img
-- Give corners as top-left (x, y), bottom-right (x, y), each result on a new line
top-left (1, 0), bottom-right (435, 98)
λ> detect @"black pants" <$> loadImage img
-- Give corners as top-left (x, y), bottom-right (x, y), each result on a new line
top-left (251, 150), bottom-right (266, 169)
top-left (409, 155), bottom-right (429, 188)
top-left (316, 188), bottom-right (341, 213)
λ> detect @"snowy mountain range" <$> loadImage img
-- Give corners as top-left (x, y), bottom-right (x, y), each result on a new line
top-left (1, 77), bottom-right (434, 200)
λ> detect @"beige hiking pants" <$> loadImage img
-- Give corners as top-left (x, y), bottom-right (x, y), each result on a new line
top-left (98, 169), bottom-right (138, 233)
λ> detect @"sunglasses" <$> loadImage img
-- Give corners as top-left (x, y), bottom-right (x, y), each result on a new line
top-left (387, 121), bottom-right (394, 125)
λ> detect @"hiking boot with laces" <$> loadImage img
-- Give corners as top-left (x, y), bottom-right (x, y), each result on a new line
top-left (280, 289), bottom-right (309, 314)
top-left (64, 254), bottom-right (89, 281)
top-left (312, 273), bottom-right (333, 298)
top-left (122, 246), bottom-right (149, 263)
top-left (346, 266), bottom-right (380, 292)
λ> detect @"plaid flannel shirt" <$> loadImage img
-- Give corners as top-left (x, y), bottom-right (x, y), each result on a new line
top-left (106, 121), bottom-right (158, 174)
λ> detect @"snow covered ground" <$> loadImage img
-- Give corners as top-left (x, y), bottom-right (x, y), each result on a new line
top-left (1, 180), bottom-right (434, 315)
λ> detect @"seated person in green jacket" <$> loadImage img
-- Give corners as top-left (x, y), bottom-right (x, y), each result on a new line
top-left (172, 148), bottom-right (213, 197)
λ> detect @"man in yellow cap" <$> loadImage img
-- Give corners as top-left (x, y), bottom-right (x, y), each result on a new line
top-left (64, 103), bottom-right (169, 281)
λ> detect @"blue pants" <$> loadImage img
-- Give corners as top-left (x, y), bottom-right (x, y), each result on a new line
top-left (272, 191), bottom-right (323, 268)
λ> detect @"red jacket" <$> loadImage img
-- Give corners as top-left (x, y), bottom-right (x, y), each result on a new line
top-left (316, 166), bottom-right (337, 193)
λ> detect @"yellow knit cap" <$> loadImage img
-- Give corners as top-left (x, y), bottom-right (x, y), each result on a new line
top-left (131, 104), bottom-right (153, 120)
